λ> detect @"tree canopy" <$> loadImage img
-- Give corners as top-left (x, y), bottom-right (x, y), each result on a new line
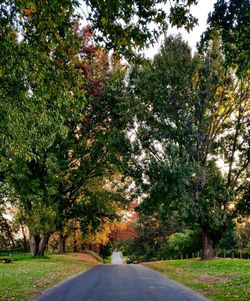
top-left (201, 0), bottom-right (250, 76)
top-left (126, 35), bottom-right (250, 259)
top-left (0, 0), bottom-right (249, 259)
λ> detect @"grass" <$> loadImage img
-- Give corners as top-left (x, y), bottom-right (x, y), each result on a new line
top-left (144, 258), bottom-right (250, 301)
top-left (0, 253), bottom-right (97, 301)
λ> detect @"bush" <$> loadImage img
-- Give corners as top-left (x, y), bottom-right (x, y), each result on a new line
top-left (98, 244), bottom-right (112, 259)
top-left (218, 228), bottom-right (238, 250)
top-left (159, 229), bottom-right (201, 258)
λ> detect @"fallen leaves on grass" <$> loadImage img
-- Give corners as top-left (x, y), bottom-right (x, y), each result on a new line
top-left (73, 252), bottom-right (101, 264)
top-left (198, 275), bottom-right (231, 284)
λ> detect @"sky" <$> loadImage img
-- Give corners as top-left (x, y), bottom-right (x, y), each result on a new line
top-left (78, 0), bottom-right (216, 57)
top-left (145, 0), bottom-right (216, 58)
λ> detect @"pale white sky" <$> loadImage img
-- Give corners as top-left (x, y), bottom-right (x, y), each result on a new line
top-left (145, 0), bottom-right (216, 57)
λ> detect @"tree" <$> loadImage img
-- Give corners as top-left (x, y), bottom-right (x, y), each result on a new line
top-left (0, 1), bottom-right (85, 256)
top-left (162, 229), bottom-right (202, 258)
top-left (2, 18), bottom-right (130, 256)
top-left (0, 206), bottom-right (15, 250)
top-left (127, 35), bottom-right (250, 259)
top-left (201, 0), bottom-right (250, 76)
top-left (0, 0), bottom-right (81, 160)
top-left (2, 0), bottom-right (248, 258)
top-left (84, 0), bottom-right (198, 56)
top-left (237, 218), bottom-right (250, 249)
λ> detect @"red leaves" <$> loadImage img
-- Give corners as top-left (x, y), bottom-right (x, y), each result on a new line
top-left (73, 26), bottom-right (110, 98)
top-left (109, 222), bottom-right (138, 242)
top-left (82, 118), bottom-right (90, 126)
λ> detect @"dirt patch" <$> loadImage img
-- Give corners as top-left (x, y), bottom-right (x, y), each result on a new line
top-left (72, 252), bottom-right (102, 264)
top-left (198, 275), bottom-right (231, 284)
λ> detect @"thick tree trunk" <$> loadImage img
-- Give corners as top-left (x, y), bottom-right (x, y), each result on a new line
top-left (201, 228), bottom-right (216, 260)
top-left (59, 234), bottom-right (67, 253)
top-left (38, 234), bottom-right (50, 256)
top-left (29, 233), bottom-right (50, 256)
top-left (29, 233), bottom-right (40, 257)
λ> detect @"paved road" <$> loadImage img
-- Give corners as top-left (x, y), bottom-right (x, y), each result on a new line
top-left (35, 264), bottom-right (208, 301)
top-left (111, 251), bottom-right (124, 264)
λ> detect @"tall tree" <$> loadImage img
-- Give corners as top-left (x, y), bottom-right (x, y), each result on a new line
top-left (5, 24), bottom-right (129, 256)
top-left (127, 35), bottom-right (250, 259)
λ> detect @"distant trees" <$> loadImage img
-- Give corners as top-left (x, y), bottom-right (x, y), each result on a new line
top-left (0, 208), bottom-right (15, 250)
top-left (161, 229), bottom-right (202, 258)
top-left (237, 219), bottom-right (250, 250)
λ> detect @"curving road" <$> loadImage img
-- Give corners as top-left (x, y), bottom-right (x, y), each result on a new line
top-left (34, 263), bottom-right (209, 301)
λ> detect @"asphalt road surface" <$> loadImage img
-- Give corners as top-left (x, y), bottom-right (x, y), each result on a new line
top-left (35, 264), bottom-right (209, 301)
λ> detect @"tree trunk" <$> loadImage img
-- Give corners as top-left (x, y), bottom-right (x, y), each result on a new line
top-left (29, 233), bottom-right (40, 257)
top-left (201, 228), bottom-right (216, 260)
top-left (0, 211), bottom-right (16, 247)
top-left (73, 239), bottom-right (78, 252)
top-left (59, 234), bottom-right (67, 253)
top-left (21, 222), bottom-right (28, 252)
top-left (29, 232), bottom-right (50, 256)
top-left (38, 234), bottom-right (50, 256)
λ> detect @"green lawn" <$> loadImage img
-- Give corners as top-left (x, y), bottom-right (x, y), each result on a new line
top-left (0, 253), bottom-right (96, 301)
top-left (144, 259), bottom-right (250, 301)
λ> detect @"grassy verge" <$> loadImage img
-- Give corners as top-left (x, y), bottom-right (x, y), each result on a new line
top-left (0, 253), bottom-right (97, 301)
top-left (144, 259), bottom-right (250, 301)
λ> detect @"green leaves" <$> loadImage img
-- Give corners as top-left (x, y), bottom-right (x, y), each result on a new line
top-left (85, 0), bottom-right (198, 57)
top-left (126, 34), bottom-right (250, 256)
top-left (201, 0), bottom-right (250, 76)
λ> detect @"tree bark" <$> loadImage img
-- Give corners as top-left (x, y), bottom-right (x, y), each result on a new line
top-left (21, 222), bottom-right (28, 252)
top-left (38, 234), bottom-right (50, 256)
top-left (59, 234), bottom-right (67, 253)
top-left (201, 228), bottom-right (216, 260)
top-left (29, 232), bottom-right (40, 257)
top-left (29, 232), bottom-right (50, 256)
top-left (0, 211), bottom-right (16, 248)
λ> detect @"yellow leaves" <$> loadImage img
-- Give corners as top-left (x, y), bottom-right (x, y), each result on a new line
top-left (27, 203), bottom-right (57, 233)
top-left (84, 220), bottom-right (127, 247)
top-left (118, 37), bottom-right (129, 47)
top-left (215, 86), bottom-right (223, 96)
top-left (23, 7), bottom-right (34, 17)
top-left (67, 47), bottom-right (74, 57)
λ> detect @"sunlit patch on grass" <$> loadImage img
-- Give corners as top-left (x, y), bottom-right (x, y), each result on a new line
top-left (144, 259), bottom-right (250, 301)
top-left (0, 253), bottom-right (96, 301)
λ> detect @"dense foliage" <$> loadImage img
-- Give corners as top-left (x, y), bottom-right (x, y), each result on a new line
top-left (201, 0), bottom-right (250, 76)
top-left (126, 35), bottom-right (249, 259)
top-left (0, 0), bottom-right (249, 259)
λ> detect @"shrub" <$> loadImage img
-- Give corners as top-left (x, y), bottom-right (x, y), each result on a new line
top-left (159, 229), bottom-right (201, 258)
